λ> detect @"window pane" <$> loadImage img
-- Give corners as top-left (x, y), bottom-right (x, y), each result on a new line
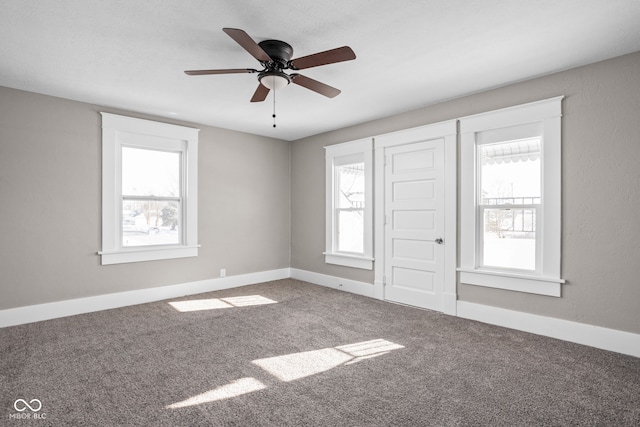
top-left (335, 158), bottom-right (365, 254)
top-left (337, 209), bottom-right (364, 253)
top-left (479, 138), bottom-right (541, 205)
top-left (122, 147), bottom-right (180, 197)
top-left (482, 208), bottom-right (536, 270)
top-left (479, 138), bottom-right (540, 271)
top-left (122, 200), bottom-right (181, 247)
top-left (336, 162), bottom-right (365, 209)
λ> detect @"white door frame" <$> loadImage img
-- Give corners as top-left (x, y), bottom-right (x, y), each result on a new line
top-left (374, 120), bottom-right (457, 315)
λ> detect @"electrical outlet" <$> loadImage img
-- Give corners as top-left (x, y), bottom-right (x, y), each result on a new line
top-left (220, 268), bottom-right (226, 278)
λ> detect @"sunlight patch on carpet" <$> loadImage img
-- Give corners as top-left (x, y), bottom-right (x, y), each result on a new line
top-left (166, 377), bottom-right (267, 408)
top-left (169, 295), bottom-right (277, 312)
top-left (222, 295), bottom-right (277, 307)
top-left (166, 339), bottom-right (403, 409)
top-left (338, 339), bottom-right (405, 365)
top-left (253, 348), bottom-right (351, 382)
top-left (252, 339), bottom-right (404, 382)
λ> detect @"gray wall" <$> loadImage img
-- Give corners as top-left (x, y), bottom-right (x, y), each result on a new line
top-left (2, 51), bottom-right (639, 335)
top-left (0, 86), bottom-right (291, 310)
top-left (291, 51), bottom-right (640, 334)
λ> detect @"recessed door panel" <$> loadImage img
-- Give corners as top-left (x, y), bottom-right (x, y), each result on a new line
top-left (392, 267), bottom-right (435, 292)
top-left (393, 179), bottom-right (435, 201)
top-left (393, 210), bottom-right (436, 231)
top-left (393, 239), bottom-right (435, 263)
top-left (393, 210), bottom-right (435, 231)
top-left (392, 149), bottom-right (435, 173)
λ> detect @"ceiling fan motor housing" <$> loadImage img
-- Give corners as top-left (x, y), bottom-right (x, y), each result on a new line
top-left (257, 39), bottom-right (295, 89)
top-left (258, 39), bottom-right (294, 70)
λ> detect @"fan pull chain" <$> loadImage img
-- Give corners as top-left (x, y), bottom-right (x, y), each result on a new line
top-left (272, 89), bottom-right (277, 128)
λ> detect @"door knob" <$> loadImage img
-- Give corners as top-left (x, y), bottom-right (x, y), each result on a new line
top-left (435, 238), bottom-right (444, 244)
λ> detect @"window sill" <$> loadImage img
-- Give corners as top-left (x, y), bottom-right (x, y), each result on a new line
top-left (458, 268), bottom-right (564, 297)
top-left (99, 245), bottom-right (199, 265)
top-left (324, 252), bottom-right (374, 270)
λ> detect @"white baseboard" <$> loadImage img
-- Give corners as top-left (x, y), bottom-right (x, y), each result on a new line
top-left (3, 268), bottom-right (637, 359)
top-left (290, 268), bottom-right (375, 298)
top-left (457, 301), bottom-right (640, 359)
top-left (0, 268), bottom-right (291, 328)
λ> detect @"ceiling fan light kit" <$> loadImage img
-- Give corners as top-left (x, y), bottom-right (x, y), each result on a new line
top-left (185, 28), bottom-right (356, 127)
top-left (259, 71), bottom-right (290, 91)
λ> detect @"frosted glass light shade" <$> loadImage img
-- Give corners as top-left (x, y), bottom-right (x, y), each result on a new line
top-left (260, 74), bottom-right (289, 90)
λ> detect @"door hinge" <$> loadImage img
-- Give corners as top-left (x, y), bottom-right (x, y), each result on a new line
top-left (383, 275), bottom-right (387, 286)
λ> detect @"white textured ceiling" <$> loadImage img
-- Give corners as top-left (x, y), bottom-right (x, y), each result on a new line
top-left (1, 0), bottom-right (640, 141)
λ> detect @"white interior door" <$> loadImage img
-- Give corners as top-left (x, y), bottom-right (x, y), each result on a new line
top-left (383, 138), bottom-right (445, 311)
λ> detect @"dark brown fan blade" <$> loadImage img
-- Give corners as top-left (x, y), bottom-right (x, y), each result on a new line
top-left (291, 74), bottom-right (341, 98)
top-left (250, 83), bottom-right (270, 102)
top-left (185, 68), bottom-right (257, 76)
top-left (223, 28), bottom-right (272, 62)
top-left (290, 46), bottom-right (355, 70)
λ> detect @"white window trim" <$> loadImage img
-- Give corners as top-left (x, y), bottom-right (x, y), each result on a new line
top-left (324, 138), bottom-right (374, 270)
top-left (100, 113), bottom-right (199, 265)
top-left (458, 97), bottom-right (565, 297)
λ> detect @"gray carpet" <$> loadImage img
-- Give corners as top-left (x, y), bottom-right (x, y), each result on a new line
top-left (2, 279), bottom-right (639, 426)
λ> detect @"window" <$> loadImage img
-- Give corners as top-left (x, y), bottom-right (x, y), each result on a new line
top-left (100, 113), bottom-right (199, 265)
top-left (459, 97), bottom-right (564, 296)
top-left (122, 147), bottom-right (182, 247)
top-left (325, 139), bottom-right (373, 269)
top-left (478, 129), bottom-right (541, 271)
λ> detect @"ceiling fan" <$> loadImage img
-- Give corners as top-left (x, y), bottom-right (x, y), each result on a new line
top-left (185, 28), bottom-right (356, 102)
